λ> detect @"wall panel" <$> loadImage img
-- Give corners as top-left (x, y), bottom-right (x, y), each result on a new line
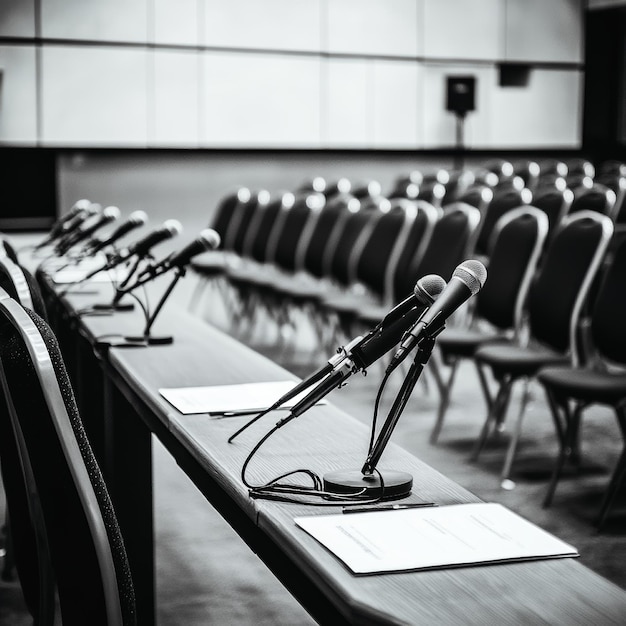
top-left (203, 0), bottom-right (322, 52)
top-left (505, 0), bottom-right (584, 63)
top-left (372, 60), bottom-right (421, 148)
top-left (491, 69), bottom-right (581, 147)
top-left (41, 0), bottom-right (149, 42)
top-left (422, 0), bottom-right (501, 60)
top-left (326, 0), bottom-right (420, 57)
top-left (152, 0), bottom-right (201, 45)
top-left (41, 46), bottom-right (148, 146)
top-left (0, 0), bottom-right (35, 37)
top-left (0, 45), bottom-right (37, 144)
top-left (150, 50), bottom-right (200, 146)
top-left (323, 58), bottom-right (370, 147)
top-left (201, 52), bottom-right (321, 147)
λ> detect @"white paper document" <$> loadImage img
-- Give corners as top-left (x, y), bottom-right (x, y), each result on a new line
top-left (159, 380), bottom-right (326, 415)
top-left (295, 502), bottom-right (578, 575)
top-left (52, 266), bottom-right (129, 284)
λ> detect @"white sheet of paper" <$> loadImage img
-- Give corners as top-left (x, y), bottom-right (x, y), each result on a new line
top-left (52, 266), bottom-right (129, 284)
top-left (295, 502), bottom-right (578, 574)
top-left (159, 380), bottom-right (326, 415)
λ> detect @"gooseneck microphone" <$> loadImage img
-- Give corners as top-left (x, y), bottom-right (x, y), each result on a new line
top-left (386, 260), bottom-right (487, 374)
top-left (228, 274), bottom-right (447, 443)
top-left (34, 199), bottom-right (93, 249)
top-left (134, 229), bottom-right (221, 283)
top-left (78, 219), bottom-right (182, 283)
top-left (83, 210), bottom-right (149, 256)
top-left (55, 206), bottom-right (121, 255)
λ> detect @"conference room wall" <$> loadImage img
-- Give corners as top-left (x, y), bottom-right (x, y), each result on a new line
top-left (56, 151), bottom-right (460, 243)
top-left (0, 0), bottom-right (583, 149)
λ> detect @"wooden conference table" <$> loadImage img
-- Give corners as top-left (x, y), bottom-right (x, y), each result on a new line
top-left (34, 267), bottom-right (626, 625)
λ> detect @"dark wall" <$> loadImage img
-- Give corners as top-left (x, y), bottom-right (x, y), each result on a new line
top-left (583, 7), bottom-right (626, 161)
top-left (0, 149), bottom-right (57, 231)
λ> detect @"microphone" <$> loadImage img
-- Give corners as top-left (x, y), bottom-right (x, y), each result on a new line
top-left (136, 229), bottom-right (221, 282)
top-left (228, 274), bottom-right (447, 442)
top-left (84, 210), bottom-right (148, 256)
top-left (35, 199), bottom-right (93, 248)
top-left (56, 206), bottom-right (121, 255)
top-left (386, 260), bottom-right (487, 374)
top-left (77, 219), bottom-right (182, 284)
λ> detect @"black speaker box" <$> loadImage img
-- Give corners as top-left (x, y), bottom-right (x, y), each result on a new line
top-left (446, 76), bottom-right (476, 115)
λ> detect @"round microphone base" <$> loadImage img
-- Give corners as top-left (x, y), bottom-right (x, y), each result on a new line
top-left (124, 335), bottom-right (173, 346)
top-left (323, 469), bottom-right (412, 500)
top-left (92, 301), bottom-right (134, 312)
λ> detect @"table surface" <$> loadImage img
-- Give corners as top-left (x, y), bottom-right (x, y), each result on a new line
top-left (35, 263), bottom-right (626, 625)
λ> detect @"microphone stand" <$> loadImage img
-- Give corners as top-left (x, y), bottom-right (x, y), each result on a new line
top-left (323, 336), bottom-right (436, 500)
top-left (99, 262), bottom-right (185, 346)
top-left (86, 255), bottom-right (143, 313)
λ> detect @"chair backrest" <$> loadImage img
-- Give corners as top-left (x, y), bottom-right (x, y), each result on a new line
top-left (0, 294), bottom-right (136, 626)
top-left (568, 182), bottom-right (616, 217)
top-left (221, 189), bottom-right (267, 253)
top-left (301, 193), bottom-right (359, 279)
top-left (245, 193), bottom-right (290, 264)
top-left (530, 184), bottom-right (574, 238)
top-left (473, 186), bottom-right (532, 257)
top-left (326, 198), bottom-right (386, 286)
top-left (473, 207), bottom-right (549, 336)
top-left (387, 200), bottom-right (440, 303)
top-left (210, 187), bottom-right (252, 246)
top-left (396, 202), bottom-right (481, 300)
top-left (527, 211), bottom-right (613, 365)
top-left (267, 192), bottom-right (325, 272)
top-left (0, 257), bottom-right (47, 319)
top-left (351, 199), bottom-right (419, 300)
top-left (512, 159), bottom-right (540, 192)
top-left (589, 237), bottom-right (626, 366)
top-left (387, 171), bottom-right (423, 200)
top-left (456, 182), bottom-right (494, 216)
top-left (0, 237), bottom-right (19, 264)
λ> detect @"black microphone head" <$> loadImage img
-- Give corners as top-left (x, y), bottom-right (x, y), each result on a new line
top-left (453, 260), bottom-right (488, 296)
top-left (414, 274), bottom-right (447, 305)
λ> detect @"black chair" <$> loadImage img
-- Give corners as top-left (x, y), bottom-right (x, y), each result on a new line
top-left (568, 182), bottom-right (616, 216)
top-left (0, 292), bottom-right (136, 625)
top-left (538, 238), bottom-right (626, 528)
top-left (473, 185), bottom-right (532, 259)
top-left (471, 211), bottom-right (614, 485)
top-left (189, 187), bottom-right (254, 312)
top-left (430, 207), bottom-right (549, 444)
top-left (530, 183), bottom-right (574, 242)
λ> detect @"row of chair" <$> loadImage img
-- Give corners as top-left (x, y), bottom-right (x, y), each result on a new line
top-left (188, 162), bottom-right (626, 528)
top-left (0, 245), bottom-right (137, 625)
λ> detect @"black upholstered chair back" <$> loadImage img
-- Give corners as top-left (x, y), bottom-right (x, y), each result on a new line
top-left (0, 257), bottom-right (47, 320)
top-left (475, 207), bottom-right (548, 332)
top-left (0, 295), bottom-right (136, 626)
top-left (473, 186), bottom-right (532, 257)
top-left (527, 211), bottom-right (613, 359)
top-left (590, 239), bottom-right (626, 365)
top-left (210, 187), bottom-right (252, 246)
top-left (302, 193), bottom-right (358, 279)
top-left (530, 184), bottom-right (574, 238)
top-left (403, 201), bottom-right (481, 289)
top-left (247, 194), bottom-right (288, 264)
top-left (568, 182), bottom-right (616, 217)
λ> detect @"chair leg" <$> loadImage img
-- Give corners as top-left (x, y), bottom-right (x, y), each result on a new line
top-left (596, 406), bottom-right (626, 529)
top-left (475, 361), bottom-right (495, 412)
top-left (471, 378), bottom-right (513, 461)
top-left (429, 357), bottom-right (459, 444)
top-left (500, 377), bottom-right (531, 485)
top-left (544, 399), bottom-right (582, 508)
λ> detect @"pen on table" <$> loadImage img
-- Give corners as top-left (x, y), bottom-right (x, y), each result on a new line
top-left (342, 502), bottom-right (437, 514)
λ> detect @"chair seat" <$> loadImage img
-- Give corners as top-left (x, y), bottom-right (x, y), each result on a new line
top-left (474, 342), bottom-right (569, 379)
top-left (437, 327), bottom-right (510, 359)
top-left (190, 253), bottom-right (227, 276)
top-left (538, 366), bottom-right (626, 404)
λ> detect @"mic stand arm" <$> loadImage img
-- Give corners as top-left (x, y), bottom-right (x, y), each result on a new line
top-left (361, 336), bottom-right (436, 476)
top-left (122, 267), bottom-right (184, 346)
